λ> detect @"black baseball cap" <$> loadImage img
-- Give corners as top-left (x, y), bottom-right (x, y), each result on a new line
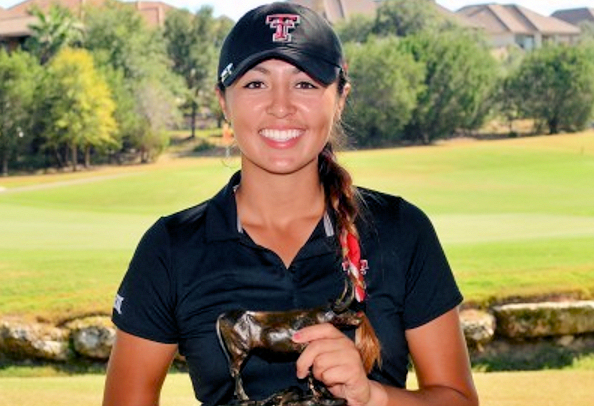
top-left (217, 2), bottom-right (345, 88)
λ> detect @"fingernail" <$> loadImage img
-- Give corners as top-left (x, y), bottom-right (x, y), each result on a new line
top-left (292, 332), bottom-right (301, 341)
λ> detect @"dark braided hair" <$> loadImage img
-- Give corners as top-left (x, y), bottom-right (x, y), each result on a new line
top-left (317, 71), bottom-right (381, 373)
top-left (318, 142), bottom-right (359, 237)
top-left (317, 71), bottom-right (359, 236)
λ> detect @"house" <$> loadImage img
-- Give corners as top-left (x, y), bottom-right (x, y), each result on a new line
top-left (0, 0), bottom-right (174, 51)
top-left (457, 4), bottom-right (581, 50)
top-left (552, 8), bottom-right (594, 26)
top-left (434, 2), bottom-right (483, 29)
top-left (133, 1), bottom-right (174, 26)
top-left (0, 14), bottom-right (39, 51)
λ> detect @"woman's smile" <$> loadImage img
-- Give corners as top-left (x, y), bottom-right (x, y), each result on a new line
top-left (259, 128), bottom-right (304, 143)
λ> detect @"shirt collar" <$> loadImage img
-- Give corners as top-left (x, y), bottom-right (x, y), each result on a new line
top-left (205, 171), bottom-right (243, 242)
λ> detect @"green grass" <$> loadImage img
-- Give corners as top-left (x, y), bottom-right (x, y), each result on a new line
top-left (448, 237), bottom-right (594, 301)
top-left (0, 371), bottom-right (198, 406)
top-left (1, 370), bottom-right (593, 406)
top-left (0, 132), bottom-right (593, 320)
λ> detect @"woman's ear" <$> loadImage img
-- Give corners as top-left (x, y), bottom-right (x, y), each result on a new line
top-left (336, 82), bottom-right (351, 120)
top-left (216, 87), bottom-right (228, 120)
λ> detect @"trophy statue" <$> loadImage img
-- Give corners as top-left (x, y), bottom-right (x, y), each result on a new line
top-left (216, 279), bottom-right (367, 406)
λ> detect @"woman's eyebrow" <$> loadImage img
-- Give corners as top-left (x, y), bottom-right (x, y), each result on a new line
top-left (249, 65), bottom-right (269, 75)
top-left (248, 65), bottom-right (304, 75)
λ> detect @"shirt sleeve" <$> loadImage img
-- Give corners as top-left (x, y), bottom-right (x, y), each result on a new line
top-left (111, 218), bottom-right (179, 343)
top-left (399, 201), bottom-right (463, 330)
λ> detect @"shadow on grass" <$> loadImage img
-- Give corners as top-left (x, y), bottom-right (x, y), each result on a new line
top-left (471, 335), bottom-right (594, 371)
top-left (0, 353), bottom-right (189, 377)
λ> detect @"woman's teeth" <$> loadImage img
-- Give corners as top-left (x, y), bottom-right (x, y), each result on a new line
top-left (260, 129), bottom-right (302, 142)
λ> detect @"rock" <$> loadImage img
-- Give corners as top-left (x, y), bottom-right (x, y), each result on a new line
top-left (0, 320), bottom-right (70, 361)
top-left (66, 316), bottom-right (115, 360)
top-left (556, 335), bottom-right (575, 347)
top-left (493, 301), bottom-right (594, 338)
top-left (460, 309), bottom-right (496, 348)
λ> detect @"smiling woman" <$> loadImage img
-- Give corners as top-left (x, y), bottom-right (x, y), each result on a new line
top-left (218, 59), bottom-right (347, 182)
top-left (102, 3), bottom-right (477, 406)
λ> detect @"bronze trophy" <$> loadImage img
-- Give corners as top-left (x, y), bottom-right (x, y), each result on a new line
top-left (216, 279), bottom-right (364, 406)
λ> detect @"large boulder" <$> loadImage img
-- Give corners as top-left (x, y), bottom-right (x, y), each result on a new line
top-left (460, 309), bottom-right (496, 348)
top-left (493, 301), bottom-right (594, 338)
top-left (0, 320), bottom-right (70, 361)
top-left (66, 316), bottom-right (115, 360)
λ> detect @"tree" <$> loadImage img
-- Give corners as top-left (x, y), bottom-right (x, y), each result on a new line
top-left (505, 44), bottom-right (594, 134)
top-left (84, 1), bottom-right (170, 81)
top-left (131, 79), bottom-right (179, 163)
top-left (401, 29), bottom-right (498, 143)
top-left (335, 14), bottom-right (375, 44)
top-left (578, 20), bottom-right (594, 44)
top-left (337, 0), bottom-right (462, 43)
top-left (164, 7), bottom-right (233, 137)
top-left (83, 1), bottom-right (183, 162)
top-left (45, 48), bottom-right (117, 171)
top-left (25, 5), bottom-right (83, 64)
top-left (335, 0), bottom-right (497, 144)
top-left (164, 7), bottom-right (216, 138)
top-left (0, 50), bottom-right (39, 175)
top-left (373, 0), bottom-right (451, 37)
top-left (343, 36), bottom-right (424, 146)
top-left (491, 46), bottom-right (526, 135)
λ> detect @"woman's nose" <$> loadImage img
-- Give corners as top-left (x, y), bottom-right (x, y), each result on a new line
top-left (266, 86), bottom-right (295, 118)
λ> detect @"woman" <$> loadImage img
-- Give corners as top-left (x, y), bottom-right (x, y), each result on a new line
top-left (103, 3), bottom-right (479, 406)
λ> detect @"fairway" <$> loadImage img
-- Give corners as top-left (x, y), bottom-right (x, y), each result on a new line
top-left (1, 370), bottom-right (593, 406)
top-left (1, 132), bottom-right (593, 320)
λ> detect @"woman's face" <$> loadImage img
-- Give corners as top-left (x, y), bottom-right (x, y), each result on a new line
top-left (218, 59), bottom-right (349, 177)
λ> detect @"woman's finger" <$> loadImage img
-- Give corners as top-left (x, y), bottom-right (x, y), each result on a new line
top-left (294, 328), bottom-right (361, 380)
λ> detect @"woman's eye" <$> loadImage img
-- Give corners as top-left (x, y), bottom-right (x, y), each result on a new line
top-left (244, 81), bottom-right (264, 89)
top-left (296, 81), bottom-right (318, 89)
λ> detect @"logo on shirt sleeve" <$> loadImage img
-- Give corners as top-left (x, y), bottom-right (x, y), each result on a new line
top-left (113, 293), bottom-right (124, 315)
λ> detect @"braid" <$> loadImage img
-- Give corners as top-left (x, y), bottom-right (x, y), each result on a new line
top-left (319, 68), bottom-right (359, 237)
top-left (318, 142), bottom-right (359, 237)
top-left (318, 141), bottom-right (382, 373)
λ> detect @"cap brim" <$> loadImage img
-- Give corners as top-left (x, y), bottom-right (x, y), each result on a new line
top-left (221, 48), bottom-right (341, 88)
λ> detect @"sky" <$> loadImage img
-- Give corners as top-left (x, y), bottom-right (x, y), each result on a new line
top-left (1, 0), bottom-right (594, 21)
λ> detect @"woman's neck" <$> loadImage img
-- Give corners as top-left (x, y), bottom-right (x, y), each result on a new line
top-left (236, 166), bottom-right (325, 228)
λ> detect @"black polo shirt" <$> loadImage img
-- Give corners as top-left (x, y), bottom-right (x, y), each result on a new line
top-left (112, 171), bottom-right (462, 406)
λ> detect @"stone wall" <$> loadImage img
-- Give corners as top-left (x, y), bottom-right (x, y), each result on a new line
top-left (0, 316), bottom-right (114, 362)
top-left (461, 301), bottom-right (594, 368)
top-left (461, 301), bottom-right (594, 346)
top-left (1, 301), bottom-right (593, 364)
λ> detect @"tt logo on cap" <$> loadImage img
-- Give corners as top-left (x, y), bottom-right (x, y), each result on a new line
top-left (265, 14), bottom-right (301, 42)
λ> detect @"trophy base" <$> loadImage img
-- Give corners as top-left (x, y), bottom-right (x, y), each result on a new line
top-left (219, 386), bottom-right (347, 406)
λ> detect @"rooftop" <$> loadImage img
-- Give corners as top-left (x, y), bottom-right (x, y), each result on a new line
top-left (458, 3), bottom-right (580, 35)
top-left (0, 0), bottom-right (174, 38)
top-left (552, 8), bottom-right (594, 26)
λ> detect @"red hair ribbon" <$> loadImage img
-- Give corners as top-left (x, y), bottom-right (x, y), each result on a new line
top-left (340, 231), bottom-right (368, 302)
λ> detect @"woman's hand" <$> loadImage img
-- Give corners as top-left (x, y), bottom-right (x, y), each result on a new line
top-left (293, 323), bottom-right (383, 406)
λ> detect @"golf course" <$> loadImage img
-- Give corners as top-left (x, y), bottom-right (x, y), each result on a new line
top-left (1, 131), bottom-right (593, 405)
